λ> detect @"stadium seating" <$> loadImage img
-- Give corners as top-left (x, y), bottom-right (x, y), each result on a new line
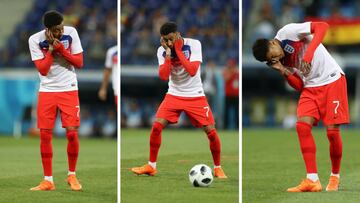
top-left (0, 0), bottom-right (117, 69)
top-left (121, 0), bottom-right (239, 65)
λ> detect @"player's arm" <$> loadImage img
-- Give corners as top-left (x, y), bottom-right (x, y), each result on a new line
top-left (299, 22), bottom-right (329, 76)
top-left (174, 35), bottom-right (200, 77)
top-left (158, 37), bottom-right (172, 80)
top-left (53, 39), bottom-right (83, 68)
top-left (33, 50), bottom-right (54, 76)
top-left (303, 22), bottom-right (329, 63)
top-left (98, 68), bottom-right (112, 101)
top-left (268, 60), bottom-right (303, 92)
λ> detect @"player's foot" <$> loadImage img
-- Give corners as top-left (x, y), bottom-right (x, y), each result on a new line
top-left (30, 180), bottom-right (55, 191)
top-left (214, 167), bottom-right (228, 179)
top-left (287, 178), bottom-right (322, 192)
top-left (131, 164), bottom-right (157, 176)
top-left (326, 176), bottom-right (339, 191)
top-left (67, 175), bottom-right (82, 191)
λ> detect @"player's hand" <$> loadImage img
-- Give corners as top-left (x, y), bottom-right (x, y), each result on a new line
top-left (98, 88), bottom-right (107, 101)
top-left (267, 60), bottom-right (289, 76)
top-left (160, 37), bottom-right (171, 57)
top-left (53, 39), bottom-right (64, 52)
top-left (300, 60), bottom-right (311, 76)
top-left (45, 29), bottom-right (55, 45)
top-left (174, 33), bottom-right (183, 51)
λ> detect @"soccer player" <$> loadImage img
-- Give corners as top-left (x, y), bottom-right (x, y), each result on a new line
top-left (252, 21), bottom-right (349, 192)
top-left (98, 45), bottom-right (118, 107)
top-left (131, 22), bottom-right (227, 178)
top-left (28, 10), bottom-right (83, 191)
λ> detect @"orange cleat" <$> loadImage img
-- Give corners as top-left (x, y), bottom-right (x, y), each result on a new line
top-left (287, 179), bottom-right (322, 192)
top-left (131, 164), bottom-right (157, 176)
top-left (326, 176), bottom-right (339, 191)
top-left (30, 180), bottom-right (55, 191)
top-left (67, 175), bottom-right (82, 191)
top-left (214, 167), bottom-right (228, 179)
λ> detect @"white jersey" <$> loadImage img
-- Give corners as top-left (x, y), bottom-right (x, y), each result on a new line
top-left (157, 38), bottom-right (204, 97)
top-left (105, 45), bottom-right (119, 96)
top-left (29, 26), bottom-right (83, 92)
top-left (275, 22), bottom-right (344, 87)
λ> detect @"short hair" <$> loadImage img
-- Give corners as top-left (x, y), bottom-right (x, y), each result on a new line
top-left (160, 22), bottom-right (177, 35)
top-left (43, 10), bottom-right (63, 28)
top-left (252, 39), bottom-right (270, 62)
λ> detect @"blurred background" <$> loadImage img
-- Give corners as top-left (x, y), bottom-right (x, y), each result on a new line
top-left (121, 0), bottom-right (239, 130)
top-left (0, 0), bottom-right (117, 138)
top-left (243, 0), bottom-right (360, 128)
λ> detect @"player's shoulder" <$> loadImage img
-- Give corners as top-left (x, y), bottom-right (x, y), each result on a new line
top-left (28, 30), bottom-right (45, 43)
top-left (157, 46), bottom-right (165, 54)
top-left (107, 45), bottom-right (118, 54)
top-left (184, 37), bottom-right (201, 46)
top-left (63, 26), bottom-right (79, 35)
top-left (278, 22), bottom-right (310, 33)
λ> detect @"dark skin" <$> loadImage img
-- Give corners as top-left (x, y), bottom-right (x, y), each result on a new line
top-left (44, 22), bottom-right (78, 131)
top-left (265, 39), bottom-right (339, 130)
top-left (45, 23), bottom-right (64, 52)
top-left (157, 32), bottom-right (215, 133)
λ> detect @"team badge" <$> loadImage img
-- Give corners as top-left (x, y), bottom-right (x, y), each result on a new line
top-left (284, 44), bottom-right (294, 54)
top-left (61, 40), bottom-right (69, 49)
top-left (183, 50), bottom-right (190, 58)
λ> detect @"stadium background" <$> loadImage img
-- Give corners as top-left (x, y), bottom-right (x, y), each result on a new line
top-left (121, 0), bottom-right (239, 130)
top-left (243, 0), bottom-right (360, 202)
top-left (0, 0), bottom-right (117, 138)
top-left (243, 0), bottom-right (360, 128)
top-left (121, 1), bottom-right (239, 203)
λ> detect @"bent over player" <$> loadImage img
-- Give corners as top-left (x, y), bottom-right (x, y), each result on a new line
top-left (252, 21), bottom-right (349, 192)
top-left (28, 10), bottom-right (83, 191)
top-left (131, 22), bottom-right (227, 178)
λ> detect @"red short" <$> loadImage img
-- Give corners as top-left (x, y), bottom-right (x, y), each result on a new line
top-left (156, 94), bottom-right (215, 128)
top-left (37, 91), bottom-right (80, 129)
top-left (297, 75), bottom-right (349, 126)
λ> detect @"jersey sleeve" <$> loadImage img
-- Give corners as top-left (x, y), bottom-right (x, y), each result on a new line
top-left (275, 22), bottom-right (312, 41)
top-left (157, 46), bottom-right (165, 65)
top-left (189, 40), bottom-right (202, 62)
top-left (105, 47), bottom-right (114, 69)
top-left (28, 35), bottom-right (44, 61)
top-left (69, 27), bottom-right (83, 54)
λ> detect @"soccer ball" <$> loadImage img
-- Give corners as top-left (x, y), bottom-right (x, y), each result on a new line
top-left (188, 164), bottom-right (213, 187)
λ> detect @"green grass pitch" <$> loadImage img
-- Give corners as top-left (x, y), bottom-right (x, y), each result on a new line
top-left (0, 136), bottom-right (117, 203)
top-left (243, 128), bottom-right (360, 203)
top-left (121, 129), bottom-right (239, 203)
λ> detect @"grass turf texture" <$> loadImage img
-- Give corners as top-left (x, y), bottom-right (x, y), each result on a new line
top-left (243, 128), bottom-right (360, 203)
top-left (121, 129), bottom-right (239, 203)
top-left (0, 136), bottom-right (116, 203)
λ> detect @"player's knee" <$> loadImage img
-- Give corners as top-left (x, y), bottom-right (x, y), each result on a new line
top-left (203, 125), bottom-right (215, 134)
top-left (66, 130), bottom-right (78, 142)
top-left (152, 122), bottom-right (164, 135)
top-left (40, 129), bottom-right (52, 142)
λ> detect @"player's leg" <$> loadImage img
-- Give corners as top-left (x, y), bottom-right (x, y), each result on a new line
top-left (287, 116), bottom-right (322, 192)
top-left (325, 124), bottom-right (342, 191)
top-left (131, 118), bottom-right (168, 176)
top-left (132, 94), bottom-right (180, 176)
top-left (288, 88), bottom-right (323, 192)
top-left (203, 124), bottom-right (227, 178)
top-left (31, 92), bottom-right (56, 191)
top-left (323, 75), bottom-right (349, 191)
top-left (182, 96), bottom-right (227, 178)
top-left (58, 91), bottom-right (82, 191)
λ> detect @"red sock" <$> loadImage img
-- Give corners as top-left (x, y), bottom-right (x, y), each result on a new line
top-left (149, 122), bottom-right (164, 163)
top-left (207, 129), bottom-right (221, 166)
top-left (327, 128), bottom-right (342, 174)
top-left (66, 129), bottom-right (79, 172)
top-left (40, 129), bottom-right (53, 176)
top-left (296, 122), bottom-right (317, 173)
